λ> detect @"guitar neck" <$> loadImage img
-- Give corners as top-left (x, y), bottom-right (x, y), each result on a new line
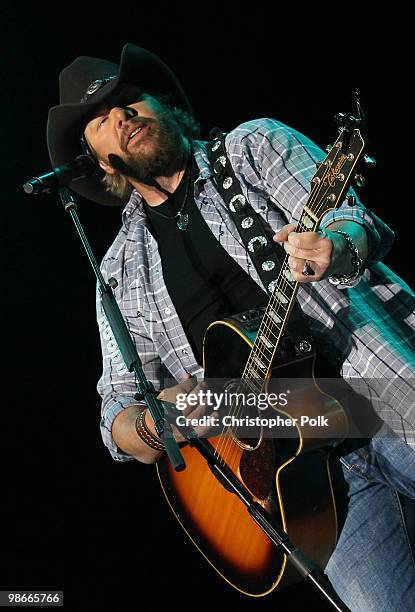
top-left (241, 127), bottom-right (365, 393)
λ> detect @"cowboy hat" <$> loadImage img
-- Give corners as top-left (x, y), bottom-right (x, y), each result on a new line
top-left (47, 43), bottom-right (192, 207)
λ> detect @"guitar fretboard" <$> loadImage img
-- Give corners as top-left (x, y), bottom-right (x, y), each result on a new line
top-left (240, 128), bottom-right (364, 394)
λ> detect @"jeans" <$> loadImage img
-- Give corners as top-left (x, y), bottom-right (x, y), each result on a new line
top-left (325, 424), bottom-right (415, 612)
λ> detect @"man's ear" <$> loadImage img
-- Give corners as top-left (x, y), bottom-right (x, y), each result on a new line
top-left (98, 159), bottom-right (116, 175)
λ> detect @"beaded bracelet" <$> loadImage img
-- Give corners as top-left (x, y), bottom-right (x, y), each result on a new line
top-left (135, 409), bottom-right (165, 452)
top-left (328, 230), bottom-right (363, 287)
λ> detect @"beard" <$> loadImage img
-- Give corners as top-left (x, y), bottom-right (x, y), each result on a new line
top-left (107, 106), bottom-right (186, 184)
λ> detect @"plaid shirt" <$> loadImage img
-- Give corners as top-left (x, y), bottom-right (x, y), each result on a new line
top-left (96, 118), bottom-right (415, 461)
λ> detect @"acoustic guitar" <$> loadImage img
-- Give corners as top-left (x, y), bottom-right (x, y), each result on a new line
top-left (157, 124), bottom-right (365, 596)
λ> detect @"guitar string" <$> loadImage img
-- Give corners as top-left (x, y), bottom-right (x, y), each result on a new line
top-left (227, 143), bottom-right (360, 463)
top-left (243, 139), bottom-right (357, 376)
top-left (226, 135), bottom-right (360, 464)
top-left (215, 189), bottom-right (326, 460)
top-left (214, 147), bottom-right (344, 462)
top-left (215, 217), bottom-right (321, 460)
top-left (219, 161), bottom-right (357, 463)
top-left (240, 140), bottom-right (349, 376)
top-left (226, 144), bottom-right (350, 457)
top-left (215, 141), bottom-right (354, 461)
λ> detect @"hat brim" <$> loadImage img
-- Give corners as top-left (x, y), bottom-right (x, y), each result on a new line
top-left (47, 43), bottom-right (193, 207)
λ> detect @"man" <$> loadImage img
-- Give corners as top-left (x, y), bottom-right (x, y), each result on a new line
top-left (47, 43), bottom-right (415, 610)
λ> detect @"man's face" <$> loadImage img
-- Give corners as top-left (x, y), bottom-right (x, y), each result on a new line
top-left (83, 93), bottom-right (185, 182)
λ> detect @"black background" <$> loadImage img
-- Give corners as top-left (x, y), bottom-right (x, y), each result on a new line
top-left (1, 5), bottom-right (408, 611)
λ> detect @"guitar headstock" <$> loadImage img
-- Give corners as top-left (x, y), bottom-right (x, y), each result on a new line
top-left (308, 126), bottom-right (365, 221)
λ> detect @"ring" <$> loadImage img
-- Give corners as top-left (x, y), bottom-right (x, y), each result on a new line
top-left (302, 260), bottom-right (315, 276)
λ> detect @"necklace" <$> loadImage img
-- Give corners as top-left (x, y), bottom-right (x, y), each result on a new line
top-left (146, 142), bottom-right (192, 231)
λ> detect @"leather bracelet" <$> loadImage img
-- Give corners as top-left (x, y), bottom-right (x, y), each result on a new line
top-left (328, 230), bottom-right (363, 287)
top-left (135, 409), bottom-right (165, 452)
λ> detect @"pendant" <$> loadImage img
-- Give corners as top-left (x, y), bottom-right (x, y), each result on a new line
top-left (176, 212), bottom-right (189, 231)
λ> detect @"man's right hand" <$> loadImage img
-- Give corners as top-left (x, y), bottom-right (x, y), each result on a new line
top-left (156, 373), bottom-right (214, 442)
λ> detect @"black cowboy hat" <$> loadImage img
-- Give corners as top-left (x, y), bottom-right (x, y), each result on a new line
top-left (47, 43), bottom-right (192, 207)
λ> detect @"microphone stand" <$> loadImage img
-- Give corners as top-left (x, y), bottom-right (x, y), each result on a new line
top-left (45, 187), bottom-right (349, 611)
top-left (168, 411), bottom-right (350, 612)
top-left (59, 187), bottom-right (185, 471)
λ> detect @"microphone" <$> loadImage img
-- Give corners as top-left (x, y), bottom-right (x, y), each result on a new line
top-left (23, 155), bottom-right (97, 195)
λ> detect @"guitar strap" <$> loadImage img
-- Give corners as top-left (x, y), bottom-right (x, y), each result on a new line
top-left (207, 130), bottom-right (312, 348)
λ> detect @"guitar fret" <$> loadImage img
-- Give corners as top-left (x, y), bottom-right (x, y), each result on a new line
top-left (259, 324), bottom-right (278, 344)
top-left (252, 355), bottom-right (267, 370)
top-left (253, 342), bottom-right (273, 360)
top-left (251, 339), bottom-right (271, 357)
top-left (242, 376), bottom-right (262, 394)
top-left (275, 290), bottom-right (289, 305)
top-left (252, 348), bottom-right (273, 366)
top-left (239, 127), bottom-right (365, 418)
top-left (283, 268), bottom-right (295, 283)
top-left (260, 320), bottom-right (280, 338)
top-left (303, 205), bottom-right (319, 222)
top-left (258, 334), bottom-right (274, 350)
top-left (300, 213), bottom-right (314, 229)
top-left (267, 311), bottom-right (282, 325)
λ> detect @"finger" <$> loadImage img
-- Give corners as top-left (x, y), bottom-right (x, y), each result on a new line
top-left (179, 374), bottom-right (200, 392)
top-left (284, 241), bottom-right (319, 261)
top-left (195, 424), bottom-right (218, 439)
top-left (288, 256), bottom-right (325, 283)
top-left (184, 398), bottom-right (213, 418)
top-left (187, 399), bottom-right (214, 419)
top-left (273, 223), bottom-right (297, 243)
top-left (162, 375), bottom-right (198, 404)
top-left (287, 230), bottom-right (327, 249)
top-left (288, 255), bottom-right (306, 274)
top-left (182, 383), bottom-right (210, 416)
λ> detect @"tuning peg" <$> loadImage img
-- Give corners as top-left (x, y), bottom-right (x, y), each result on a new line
top-left (363, 154), bottom-right (376, 167)
top-left (353, 91), bottom-right (366, 122)
top-left (326, 144), bottom-right (332, 152)
top-left (354, 174), bottom-right (366, 188)
top-left (334, 112), bottom-right (346, 124)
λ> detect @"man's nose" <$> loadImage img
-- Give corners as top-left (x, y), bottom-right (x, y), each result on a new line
top-left (110, 106), bottom-right (137, 128)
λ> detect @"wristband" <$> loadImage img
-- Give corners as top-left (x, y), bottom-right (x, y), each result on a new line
top-left (328, 230), bottom-right (363, 288)
top-left (135, 409), bottom-right (165, 452)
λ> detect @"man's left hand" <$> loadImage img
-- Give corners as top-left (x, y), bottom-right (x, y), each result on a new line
top-left (273, 223), bottom-right (345, 283)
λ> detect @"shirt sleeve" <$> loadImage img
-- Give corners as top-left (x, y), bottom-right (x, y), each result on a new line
top-left (233, 118), bottom-right (395, 274)
top-left (96, 269), bottom-right (163, 463)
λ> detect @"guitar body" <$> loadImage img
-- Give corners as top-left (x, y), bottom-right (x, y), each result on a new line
top-left (157, 316), bottom-right (348, 596)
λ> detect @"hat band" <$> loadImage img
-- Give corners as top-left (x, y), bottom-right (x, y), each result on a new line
top-left (81, 75), bottom-right (117, 103)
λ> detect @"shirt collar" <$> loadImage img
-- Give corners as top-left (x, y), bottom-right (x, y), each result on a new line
top-left (121, 139), bottom-right (213, 225)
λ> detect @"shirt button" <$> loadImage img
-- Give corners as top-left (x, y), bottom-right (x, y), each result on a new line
top-left (182, 348), bottom-right (189, 355)
top-left (164, 308), bottom-right (171, 315)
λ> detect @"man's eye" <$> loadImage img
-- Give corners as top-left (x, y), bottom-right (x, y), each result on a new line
top-left (98, 117), bottom-right (108, 128)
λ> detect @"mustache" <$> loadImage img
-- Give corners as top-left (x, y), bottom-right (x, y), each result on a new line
top-left (120, 116), bottom-right (156, 152)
